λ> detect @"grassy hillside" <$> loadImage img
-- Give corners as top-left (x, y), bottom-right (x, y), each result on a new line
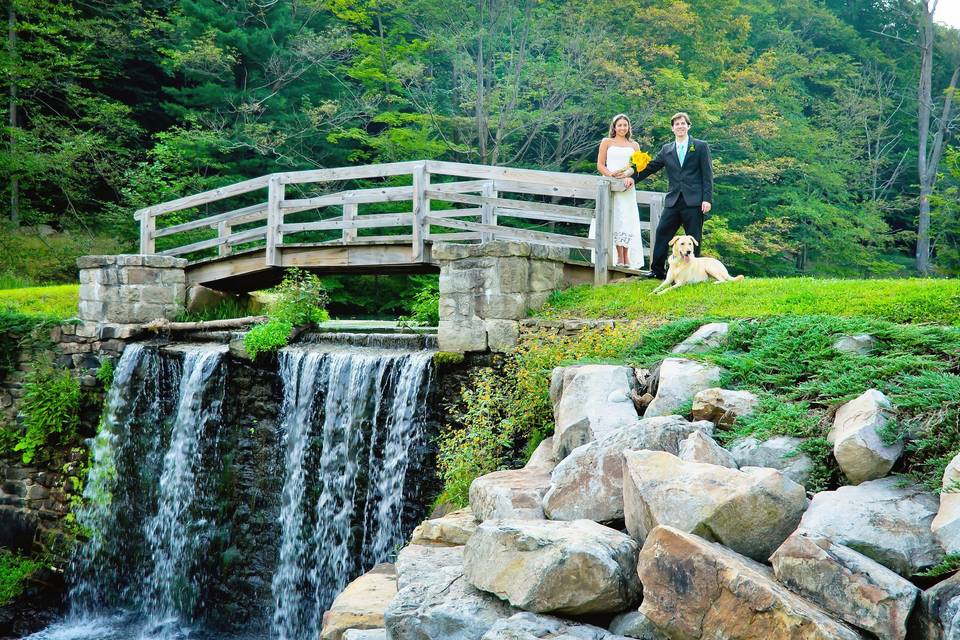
top-left (437, 277), bottom-right (960, 508)
top-left (538, 278), bottom-right (960, 325)
top-left (0, 285), bottom-right (79, 321)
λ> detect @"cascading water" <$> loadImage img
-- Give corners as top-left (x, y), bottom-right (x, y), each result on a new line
top-left (271, 345), bottom-right (433, 640)
top-left (26, 337), bottom-right (436, 640)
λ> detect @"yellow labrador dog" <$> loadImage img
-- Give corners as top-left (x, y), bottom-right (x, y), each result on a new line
top-left (651, 235), bottom-right (744, 295)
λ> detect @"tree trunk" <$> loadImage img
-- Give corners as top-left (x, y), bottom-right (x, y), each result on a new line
top-left (8, 0), bottom-right (18, 227)
top-left (915, 0), bottom-right (958, 275)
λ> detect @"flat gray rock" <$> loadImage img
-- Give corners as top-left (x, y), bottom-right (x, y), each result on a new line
top-left (796, 476), bottom-right (941, 576)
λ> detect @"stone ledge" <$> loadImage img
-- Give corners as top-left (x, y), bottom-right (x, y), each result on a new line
top-left (76, 254), bottom-right (188, 269)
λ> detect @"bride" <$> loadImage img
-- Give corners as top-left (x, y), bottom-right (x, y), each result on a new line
top-left (590, 113), bottom-right (645, 268)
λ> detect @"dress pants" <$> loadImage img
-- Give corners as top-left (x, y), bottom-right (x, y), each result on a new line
top-left (651, 194), bottom-right (703, 277)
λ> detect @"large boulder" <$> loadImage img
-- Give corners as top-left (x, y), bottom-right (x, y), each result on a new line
top-left (770, 532), bottom-right (919, 640)
top-left (914, 572), bottom-right (960, 640)
top-left (463, 519), bottom-right (641, 615)
top-left (691, 388), bottom-right (758, 428)
top-left (386, 546), bottom-right (518, 640)
top-left (608, 611), bottom-right (669, 639)
top-left (481, 612), bottom-right (633, 640)
top-left (524, 437), bottom-right (556, 469)
top-left (728, 436), bottom-right (813, 488)
top-left (395, 544), bottom-right (464, 590)
top-left (410, 508), bottom-right (478, 546)
top-left (321, 564), bottom-right (397, 640)
top-left (828, 389), bottom-right (901, 484)
top-left (932, 451), bottom-right (960, 554)
top-left (622, 450), bottom-right (807, 562)
top-left (550, 365), bottom-right (639, 460)
top-left (670, 322), bottom-right (729, 355)
top-left (470, 465), bottom-right (553, 522)
top-left (643, 358), bottom-right (723, 418)
top-left (796, 476), bottom-right (941, 576)
top-left (542, 416), bottom-right (714, 522)
top-left (637, 526), bottom-right (862, 640)
top-left (677, 431), bottom-right (737, 468)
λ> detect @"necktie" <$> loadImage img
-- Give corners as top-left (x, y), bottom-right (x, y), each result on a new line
top-left (678, 143), bottom-right (686, 166)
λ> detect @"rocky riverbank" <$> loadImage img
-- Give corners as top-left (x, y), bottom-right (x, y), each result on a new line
top-left (322, 322), bottom-right (960, 640)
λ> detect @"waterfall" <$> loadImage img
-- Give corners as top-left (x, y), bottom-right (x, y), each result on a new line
top-left (271, 345), bottom-right (433, 640)
top-left (27, 337), bottom-right (435, 640)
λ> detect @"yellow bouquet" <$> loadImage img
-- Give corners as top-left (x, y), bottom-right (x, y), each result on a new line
top-left (628, 150), bottom-right (651, 173)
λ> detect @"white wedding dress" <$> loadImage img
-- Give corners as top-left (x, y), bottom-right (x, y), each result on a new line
top-left (589, 144), bottom-right (645, 269)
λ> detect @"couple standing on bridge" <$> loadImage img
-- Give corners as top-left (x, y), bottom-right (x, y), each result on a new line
top-left (593, 111), bottom-right (714, 280)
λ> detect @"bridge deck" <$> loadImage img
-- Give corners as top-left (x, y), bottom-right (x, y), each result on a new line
top-left (140, 160), bottom-right (664, 289)
top-left (185, 239), bottom-right (641, 292)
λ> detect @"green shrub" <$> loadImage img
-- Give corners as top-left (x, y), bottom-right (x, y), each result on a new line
top-left (243, 269), bottom-right (330, 357)
top-left (0, 227), bottom-right (126, 284)
top-left (9, 359), bottom-right (82, 464)
top-left (244, 320), bottom-right (295, 358)
top-left (916, 553), bottom-right (960, 578)
top-left (405, 279), bottom-right (439, 326)
top-left (0, 549), bottom-right (44, 607)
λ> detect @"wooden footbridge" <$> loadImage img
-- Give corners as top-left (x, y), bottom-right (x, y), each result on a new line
top-left (135, 160), bottom-right (666, 292)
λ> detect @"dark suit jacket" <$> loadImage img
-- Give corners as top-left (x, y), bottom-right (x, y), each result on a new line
top-left (634, 137), bottom-right (713, 208)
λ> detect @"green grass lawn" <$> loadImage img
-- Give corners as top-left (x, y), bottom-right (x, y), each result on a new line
top-left (0, 284), bottom-right (79, 321)
top-left (539, 277), bottom-right (960, 325)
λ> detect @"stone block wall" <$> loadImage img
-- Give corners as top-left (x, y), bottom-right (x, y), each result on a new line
top-left (0, 323), bottom-right (133, 554)
top-left (78, 254), bottom-right (187, 324)
top-left (435, 241), bottom-right (567, 352)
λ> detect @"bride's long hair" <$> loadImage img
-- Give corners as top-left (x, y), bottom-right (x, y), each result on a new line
top-left (608, 113), bottom-right (632, 139)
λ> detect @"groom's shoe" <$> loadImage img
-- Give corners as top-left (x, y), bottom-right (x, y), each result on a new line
top-left (645, 271), bottom-right (666, 280)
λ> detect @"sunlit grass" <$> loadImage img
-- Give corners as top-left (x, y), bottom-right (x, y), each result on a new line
top-left (0, 285), bottom-right (79, 320)
top-left (538, 277), bottom-right (960, 325)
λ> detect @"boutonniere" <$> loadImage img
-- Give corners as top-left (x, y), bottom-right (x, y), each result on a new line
top-left (689, 144), bottom-right (695, 153)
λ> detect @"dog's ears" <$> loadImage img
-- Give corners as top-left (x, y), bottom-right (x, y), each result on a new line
top-left (691, 237), bottom-right (699, 246)
top-left (668, 236), bottom-right (679, 246)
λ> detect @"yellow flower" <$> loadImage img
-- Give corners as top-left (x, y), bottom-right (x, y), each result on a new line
top-left (631, 150), bottom-right (652, 172)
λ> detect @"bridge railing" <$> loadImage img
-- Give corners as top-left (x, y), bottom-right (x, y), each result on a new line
top-left (134, 160), bottom-right (665, 285)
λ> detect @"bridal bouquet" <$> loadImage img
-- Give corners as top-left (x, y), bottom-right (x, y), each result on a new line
top-left (627, 150), bottom-right (651, 173)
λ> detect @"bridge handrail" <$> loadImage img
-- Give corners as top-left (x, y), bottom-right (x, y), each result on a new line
top-left (133, 159), bottom-right (665, 285)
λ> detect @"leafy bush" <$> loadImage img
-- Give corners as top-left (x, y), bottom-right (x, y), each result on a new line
top-left (8, 359), bottom-right (82, 464)
top-left (243, 269), bottom-right (330, 357)
top-left (403, 278), bottom-right (439, 326)
top-left (0, 549), bottom-right (44, 606)
top-left (0, 311), bottom-right (56, 383)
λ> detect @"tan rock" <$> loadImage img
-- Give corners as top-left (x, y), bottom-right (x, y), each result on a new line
top-left (321, 563), bottom-right (397, 640)
top-left (464, 519), bottom-right (641, 615)
top-left (623, 450), bottom-right (807, 561)
top-left (691, 388), bottom-right (758, 427)
top-left (932, 451), bottom-right (960, 554)
top-left (550, 365), bottom-right (638, 460)
top-left (410, 508), bottom-right (478, 546)
top-left (644, 358), bottom-right (723, 418)
top-left (542, 416), bottom-right (713, 522)
top-left (770, 532), bottom-right (919, 640)
top-left (677, 431), bottom-right (737, 468)
top-left (828, 388), bottom-right (901, 484)
top-left (470, 466), bottom-right (552, 521)
top-left (638, 526), bottom-right (862, 640)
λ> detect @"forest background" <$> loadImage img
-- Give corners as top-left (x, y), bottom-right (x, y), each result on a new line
top-left (2, 0), bottom-right (960, 315)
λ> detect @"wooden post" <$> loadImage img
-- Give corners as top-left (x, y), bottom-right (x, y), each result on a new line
top-left (648, 196), bottom-right (664, 265)
top-left (480, 180), bottom-right (496, 242)
top-left (266, 175), bottom-right (284, 267)
top-left (412, 163), bottom-right (429, 262)
top-left (342, 202), bottom-right (358, 243)
top-left (594, 181), bottom-right (611, 285)
top-left (139, 213), bottom-right (155, 254)
top-left (218, 220), bottom-right (232, 257)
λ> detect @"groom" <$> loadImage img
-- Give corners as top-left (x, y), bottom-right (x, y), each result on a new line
top-left (626, 112), bottom-right (713, 279)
